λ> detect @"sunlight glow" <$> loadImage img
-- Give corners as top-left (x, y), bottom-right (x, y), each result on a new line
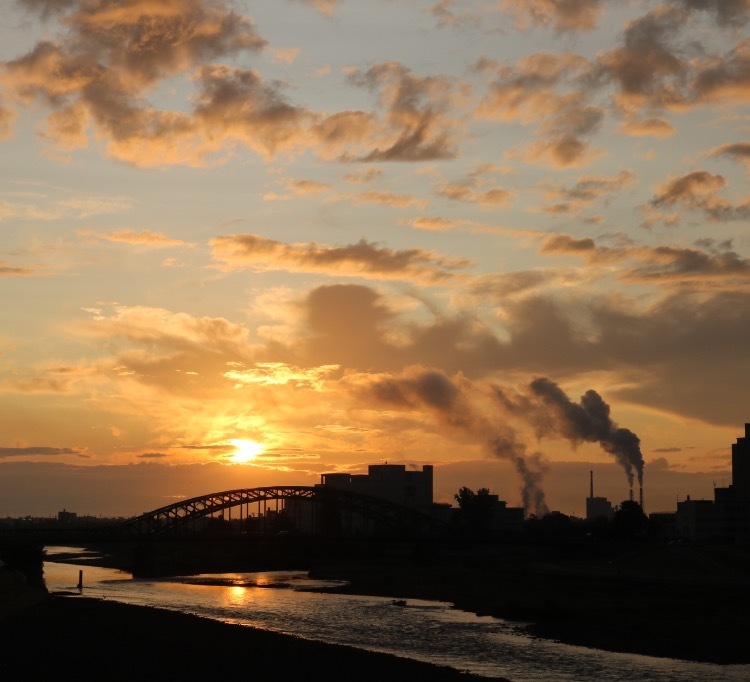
top-left (229, 439), bottom-right (264, 463)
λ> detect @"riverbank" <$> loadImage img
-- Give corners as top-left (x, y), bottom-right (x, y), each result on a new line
top-left (0, 591), bottom-right (499, 681)
top-left (310, 541), bottom-right (750, 665)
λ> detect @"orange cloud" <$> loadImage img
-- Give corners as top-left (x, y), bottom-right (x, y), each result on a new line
top-left (273, 48), bottom-right (300, 64)
top-left (77, 304), bottom-right (252, 350)
top-left (77, 228), bottom-right (190, 247)
top-left (476, 55), bottom-right (603, 168)
top-left (0, 193), bottom-right (131, 222)
top-left (211, 234), bottom-right (469, 282)
top-left (294, 0), bottom-right (341, 16)
top-left (475, 52), bottom-right (591, 123)
top-left (618, 117), bottom-right (676, 138)
top-left (0, 261), bottom-right (34, 277)
top-left (0, 102), bottom-right (16, 139)
top-left (264, 178), bottom-right (333, 201)
top-left (438, 179), bottom-right (514, 207)
top-left (501, 0), bottom-right (603, 31)
top-left (224, 362), bottom-right (340, 389)
top-left (344, 167), bottom-right (382, 184)
top-left (348, 189), bottom-right (428, 209)
top-left (467, 269), bottom-right (586, 299)
top-left (437, 164), bottom-right (518, 206)
top-left (406, 217), bottom-right (461, 231)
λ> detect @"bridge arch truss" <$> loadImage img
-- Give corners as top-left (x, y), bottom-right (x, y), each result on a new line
top-left (113, 486), bottom-right (444, 538)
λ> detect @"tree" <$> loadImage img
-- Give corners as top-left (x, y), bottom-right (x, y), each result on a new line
top-left (612, 499), bottom-right (648, 538)
top-left (454, 487), bottom-right (495, 537)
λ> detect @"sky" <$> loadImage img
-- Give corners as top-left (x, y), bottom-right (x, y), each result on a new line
top-left (1, 0), bottom-right (749, 519)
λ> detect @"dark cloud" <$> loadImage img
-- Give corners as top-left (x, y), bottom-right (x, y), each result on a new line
top-left (539, 170), bottom-right (635, 213)
top-left (302, 285), bottom-right (397, 369)
top-left (691, 38), bottom-right (750, 104)
top-left (624, 246), bottom-right (750, 283)
top-left (0, 446), bottom-right (82, 457)
top-left (593, 6), bottom-right (690, 112)
top-left (673, 0), bottom-right (750, 25)
top-left (288, 276), bottom-right (750, 429)
top-left (708, 141), bottom-right (750, 169)
top-left (347, 62), bottom-right (462, 162)
top-left (648, 170), bottom-right (750, 222)
top-left (193, 65), bottom-right (312, 157)
top-left (0, 262), bottom-right (34, 276)
top-left (540, 232), bottom-right (750, 285)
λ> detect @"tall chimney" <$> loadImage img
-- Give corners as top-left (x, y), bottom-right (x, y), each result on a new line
top-left (639, 486), bottom-right (644, 511)
top-left (629, 487), bottom-right (633, 502)
top-left (589, 470), bottom-right (594, 499)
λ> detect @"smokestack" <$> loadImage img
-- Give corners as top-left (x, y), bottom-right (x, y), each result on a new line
top-left (639, 486), bottom-right (644, 511)
top-left (629, 487), bottom-right (633, 502)
top-left (590, 470), bottom-right (594, 499)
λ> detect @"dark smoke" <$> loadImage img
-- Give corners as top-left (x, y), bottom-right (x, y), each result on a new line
top-left (359, 369), bottom-right (550, 516)
top-left (354, 369), bottom-right (641, 514)
top-left (528, 377), bottom-right (644, 489)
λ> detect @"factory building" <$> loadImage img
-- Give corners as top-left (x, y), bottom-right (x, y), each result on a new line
top-left (585, 471), bottom-right (615, 522)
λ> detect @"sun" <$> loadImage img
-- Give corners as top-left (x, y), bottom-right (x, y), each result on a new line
top-left (229, 439), bottom-right (264, 463)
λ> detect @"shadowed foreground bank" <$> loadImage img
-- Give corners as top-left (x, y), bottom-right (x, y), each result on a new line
top-left (0, 593), bottom-right (498, 682)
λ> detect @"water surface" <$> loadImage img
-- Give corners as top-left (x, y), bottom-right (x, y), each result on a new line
top-left (43, 551), bottom-right (750, 682)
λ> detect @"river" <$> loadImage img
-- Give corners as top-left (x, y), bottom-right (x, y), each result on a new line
top-left (43, 548), bottom-right (749, 682)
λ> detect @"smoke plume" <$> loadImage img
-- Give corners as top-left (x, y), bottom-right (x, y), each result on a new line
top-left (527, 377), bottom-right (645, 489)
top-left (356, 367), bottom-right (550, 516)
top-left (352, 368), bottom-right (643, 513)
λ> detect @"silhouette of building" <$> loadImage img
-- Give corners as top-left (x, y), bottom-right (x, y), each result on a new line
top-left (675, 423), bottom-right (750, 542)
top-left (676, 496), bottom-right (719, 541)
top-left (320, 464), bottom-right (433, 513)
top-left (485, 495), bottom-right (525, 532)
top-left (57, 509), bottom-right (77, 524)
top-left (731, 423), bottom-right (750, 500)
top-left (585, 470), bottom-right (614, 522)
top-left (281, 464), bottom-right (437, 536)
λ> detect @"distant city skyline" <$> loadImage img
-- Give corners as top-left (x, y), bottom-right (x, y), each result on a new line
top-left (1, 1), bottom-right (748, 517)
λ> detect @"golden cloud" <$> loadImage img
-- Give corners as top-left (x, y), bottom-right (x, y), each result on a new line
top-left (210, 234), bottom-right (469, 282)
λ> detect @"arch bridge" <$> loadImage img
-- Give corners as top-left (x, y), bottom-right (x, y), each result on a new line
top-left (110, 486), bottom-right (445, 538)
